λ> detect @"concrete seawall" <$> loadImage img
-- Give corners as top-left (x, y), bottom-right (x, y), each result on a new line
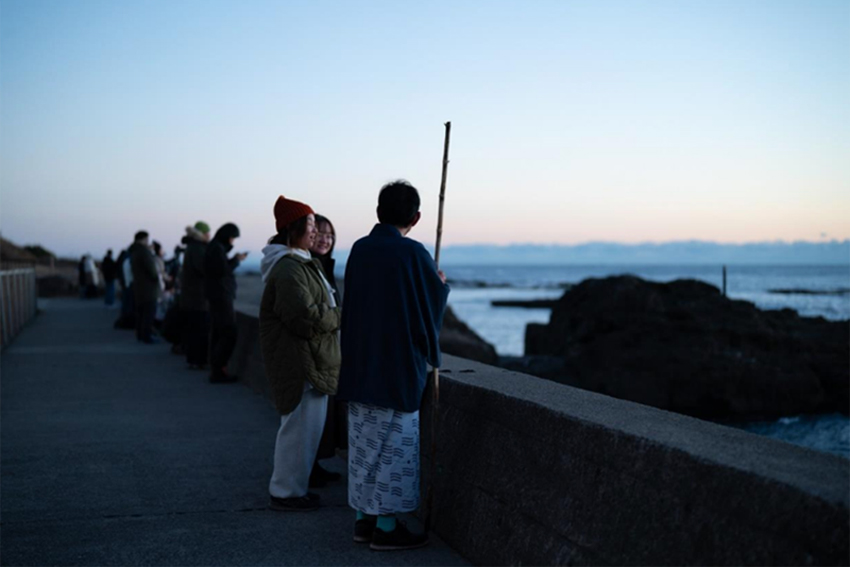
top-left (231, 303), bottom-right (849, 566)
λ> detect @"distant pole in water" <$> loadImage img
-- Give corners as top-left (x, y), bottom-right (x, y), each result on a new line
top-left (723, 265), bottom-right (727, 297)
top-left (425, 121), bottom-right (451, 534)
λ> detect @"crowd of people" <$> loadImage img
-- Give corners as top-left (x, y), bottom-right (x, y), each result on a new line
top-left (103, 222), bottom-right (247, 383)
top-left (92, 180), bottom-right (450, 551)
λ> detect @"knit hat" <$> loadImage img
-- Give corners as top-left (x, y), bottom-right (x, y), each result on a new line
top-left (194, 221), bottom-right (211, 234)
top-left (274, 196), bottom-right (314, 232)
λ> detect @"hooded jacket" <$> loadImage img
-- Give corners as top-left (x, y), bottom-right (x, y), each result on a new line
top-left (259, 245), bottom-right (340, 415)
top-left (204, 223), bottom-right (241, 303)
top-left (180, 226), bottom-right (208, 311)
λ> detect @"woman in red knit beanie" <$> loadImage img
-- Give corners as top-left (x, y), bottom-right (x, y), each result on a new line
top-left (259, 196), bottom-right (341, 511)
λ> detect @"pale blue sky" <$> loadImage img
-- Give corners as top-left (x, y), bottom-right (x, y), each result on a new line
top-left (1, 0), bottom-right (848, 257)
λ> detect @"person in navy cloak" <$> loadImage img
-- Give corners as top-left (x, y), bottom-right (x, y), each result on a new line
top-left (337, 180), bottom-right (449, 551)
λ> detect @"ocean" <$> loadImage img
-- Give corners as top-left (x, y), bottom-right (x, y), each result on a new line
top-left (439, 263), bottom-right (849, 459)
top-left (442, 264), bottom-right (850, 356)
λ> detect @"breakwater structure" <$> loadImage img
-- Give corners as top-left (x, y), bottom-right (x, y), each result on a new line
top-left (231, 301), bottom-right (849, 566)
top-left (0, 265), bottom-right (38, 349)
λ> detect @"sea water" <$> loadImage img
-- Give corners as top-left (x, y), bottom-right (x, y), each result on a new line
top-left (443, 264), bottom-right (850, 356)
top-left (441, 264), bottom-right (850, 459)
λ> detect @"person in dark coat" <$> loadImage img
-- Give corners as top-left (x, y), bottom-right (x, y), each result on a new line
top-left (204, 223), bottom-right (248, 383)
top-left (310, 214), bottom-right (340, 303)
top-left (308, 214), bottom-right (344, 488)
top-left (129, 231), bottom-right (160, 344)
top-left (101, 249), bottom-right (119, 307)
top-left (181, 222), bottom-right (211, 369)
top-left (336, 180), bottom-right (449, 551)
top-left (77, 257), bottom-right (86, 299)
top-left (113, 247), bottom-right (136, 329)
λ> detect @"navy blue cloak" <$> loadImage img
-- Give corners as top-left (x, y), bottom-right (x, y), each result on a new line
top-left (337, 224), bottom-right (450, 413)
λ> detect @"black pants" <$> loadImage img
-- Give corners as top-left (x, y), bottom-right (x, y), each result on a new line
top-left (115, 284), bottom-right (136, 329)
top-left (135, 300), bottom-right (156, 342)
top-left (209, 299), bottom-right (237, 371)
top-left (183, 310), bottom-right (210, 366)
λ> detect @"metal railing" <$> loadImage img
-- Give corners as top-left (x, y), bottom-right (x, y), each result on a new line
top-left (1, 268), bottom-right (38, 350)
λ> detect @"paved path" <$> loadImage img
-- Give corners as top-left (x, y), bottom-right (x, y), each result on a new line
top-left (1, 299), bottom-right (468, 566)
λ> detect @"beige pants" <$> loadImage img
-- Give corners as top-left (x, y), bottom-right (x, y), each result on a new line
top-left (269, 383), bottom-right (328, 499)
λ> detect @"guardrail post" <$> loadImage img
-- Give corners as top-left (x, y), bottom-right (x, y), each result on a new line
top-left (0, 268), bottom-right (39, 349)
top-left (31, 270), bottom-right (37, 318)
top-left (0, 274), bottom-right (7, 347)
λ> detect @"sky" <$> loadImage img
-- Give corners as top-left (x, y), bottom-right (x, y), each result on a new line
top-left (1, 0), bottom-right (848, 259)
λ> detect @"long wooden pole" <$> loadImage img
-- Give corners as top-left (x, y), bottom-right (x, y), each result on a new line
top-left (425, 121), bottom-right (451, 534)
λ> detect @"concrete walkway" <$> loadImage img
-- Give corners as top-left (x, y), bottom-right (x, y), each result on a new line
top-left (1, 299), bottom-right (468, 566)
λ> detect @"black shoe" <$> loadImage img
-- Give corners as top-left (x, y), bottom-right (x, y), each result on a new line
top-left (370, 521), bottom-right (429, 551)
top-left (309, 463), bottom-right (341, 488)
top-left (354, 517), bottom-right (377, 543)
top-left (269, 494), bottom-right (320, 512)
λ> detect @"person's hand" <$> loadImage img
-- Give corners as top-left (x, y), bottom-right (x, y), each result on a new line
top-left (236, 252), bottom-right (249, 262)
top-left (437, 270), bottom-right (447, 284)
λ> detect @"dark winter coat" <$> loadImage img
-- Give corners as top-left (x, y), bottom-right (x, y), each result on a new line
top-left (129, 243), bottom-right (159, 303)
top-left (260, 254), bottom-right (341, 415)
top-left (101, 256), bottom-right (118, 282)
top-left (204, 226), bottom-right (241, 303)
top-left (116, 249), bottom-right (129, 288)
top-left (336, 224), bottom-right (449, 412)
top-left (181, 235), bottom-right (208, 311)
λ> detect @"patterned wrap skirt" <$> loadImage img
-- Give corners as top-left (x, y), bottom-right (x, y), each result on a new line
top-left (347, 402), bottom-right (420, 515)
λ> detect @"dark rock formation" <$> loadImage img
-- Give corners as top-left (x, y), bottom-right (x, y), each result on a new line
top-left (440, 306), bottom-right (498, 365)
top-left (519, 276), bottom-right (849, 419)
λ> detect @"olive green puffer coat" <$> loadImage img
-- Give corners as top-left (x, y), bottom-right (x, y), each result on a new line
top-left (259, 254), bottom-right (341, 415)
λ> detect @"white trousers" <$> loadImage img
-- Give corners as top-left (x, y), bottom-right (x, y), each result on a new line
top-left (269, 383), bottom-right (328, 499)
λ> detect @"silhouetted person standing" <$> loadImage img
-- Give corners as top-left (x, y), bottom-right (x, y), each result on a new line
top-left (308, 213), bottom-right (345, 488)
top-left (204, 223), bottom-right (247, 383)
top-left (78, 257), bottom-right (86, 299)
top-left (101, 249), bottom-right (118, 307)
top-left (114, 247), bottom-right (136, 329)
top-left (181, 222), bottom-right (211, 369)
top-left (337, 180), bottom-right (449, 550)
top-left (130, 231), bottom-right (159, 344)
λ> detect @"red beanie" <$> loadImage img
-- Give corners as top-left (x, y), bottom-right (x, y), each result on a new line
top-left (274, 196), bottom-right (315, 232)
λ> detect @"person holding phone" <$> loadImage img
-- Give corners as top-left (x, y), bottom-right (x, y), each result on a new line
top-left (204, 222), bottom-right (248, 383)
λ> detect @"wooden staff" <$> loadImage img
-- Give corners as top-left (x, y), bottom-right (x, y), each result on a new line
top-left (425, 121), bottom-right (451, 534)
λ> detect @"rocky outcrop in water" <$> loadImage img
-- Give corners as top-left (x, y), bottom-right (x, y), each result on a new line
top-left (440, 306), bottom-right (498, 365)
top-left (509, 276), bottom-right (849, 419)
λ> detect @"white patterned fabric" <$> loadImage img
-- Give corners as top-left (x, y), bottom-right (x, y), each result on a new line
top-left (347, 402), bottom-right (420, 515)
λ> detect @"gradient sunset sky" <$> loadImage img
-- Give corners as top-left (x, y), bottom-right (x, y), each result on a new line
top-left (1, 0), bottom-right (848, 258)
